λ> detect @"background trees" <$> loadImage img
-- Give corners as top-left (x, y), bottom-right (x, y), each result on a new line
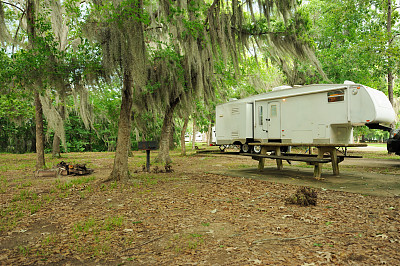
top-left (0, 0), bottom-right (398, 175)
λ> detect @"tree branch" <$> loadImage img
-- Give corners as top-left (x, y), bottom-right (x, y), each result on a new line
top-left (390, 33), bottom-right (400, 43)
top-left (144, 26), bottom-right (163, 31)
top-left (11, 8), bottom-right (26, 55)
top-left (1, 1), bottom-right (24, 12)
top-left (231, 26), bottom-right (281, 37)
top-left (252, 229), bottom-right (398, 244)
top-left (253, 230), bottom-right (362, 244)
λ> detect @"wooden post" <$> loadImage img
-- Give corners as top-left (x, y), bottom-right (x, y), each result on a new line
top-left (330, 148), bottom-right (339, 175)
top-left (313, 147), bottom-right (324, 179)
top-left (275, 147), bottom-right (283, 170)
top-left (257, 146), bottom-right (268, 171)
top-left (146, 149), bottom-right (151, 172)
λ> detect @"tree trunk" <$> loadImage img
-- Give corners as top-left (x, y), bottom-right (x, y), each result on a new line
top-left (109, 0), bottom-right (147, 181)
top-left (34, 91), bottom-right (45, 170)
top-left (135, 128), bottom-right (140, 142)
top-left (192, 118), bottom-right (196, 150)
top-left (207, 123), bottom-right (212, 146)
top-left (180, 116), bottom-right (189, 156)
top-left (388, 71), bottom-right (394, 105)
top-left (128, 136), bottom-right (133, 157)
top-left (52, 91), bottom-right (66, 158)
top-left (169, 120), bottom-right (175, 150)
top-left (156, 99), bottom-right (180, 164)
top-left (109, 70), bottom-right (134, 181)
top-left (52, 135), bottom-right (61, 158)
top-left (387, 0), bottom-right (394, 107)
top-left (27, 0), bottom-right (45, 169)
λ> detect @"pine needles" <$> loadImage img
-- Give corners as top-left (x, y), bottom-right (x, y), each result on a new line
top-left (286, 187), bottom-right (318, 206)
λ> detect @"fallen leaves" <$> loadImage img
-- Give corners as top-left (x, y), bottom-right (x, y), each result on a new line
top-left (0, 151), bottom-right (400, 265)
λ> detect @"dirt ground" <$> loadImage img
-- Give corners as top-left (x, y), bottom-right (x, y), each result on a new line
top-left (1, 147), bottom-right (400, 265)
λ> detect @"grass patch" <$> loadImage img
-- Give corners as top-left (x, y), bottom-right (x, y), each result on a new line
top-left (12, 190), bottom-right (38, 202)
top-left (71, 216), bottom-right (126, 257)
top-left (167, 232), bottom-right (205, 253)
top-left (0, 175), bottom-right (8, 193)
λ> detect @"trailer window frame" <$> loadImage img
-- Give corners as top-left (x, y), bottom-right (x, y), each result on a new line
top-left (270, 104), bottom-right (277, 117)
top-left (258, 106), bottom-right (263, 125)
top-left (327, 89), bottom-right (345, 103)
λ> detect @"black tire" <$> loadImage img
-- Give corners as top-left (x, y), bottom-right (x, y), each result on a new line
top-left (241, 144), bottom-right (250, 153)
top-left (253, 145), bottom-right (261, 154)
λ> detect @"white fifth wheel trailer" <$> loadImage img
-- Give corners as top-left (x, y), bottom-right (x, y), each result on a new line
top-left (215, 82), bottom-right (395, 153)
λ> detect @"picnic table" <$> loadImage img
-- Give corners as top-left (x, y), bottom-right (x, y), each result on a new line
top-left (246, 143), bottom-right (367, 179)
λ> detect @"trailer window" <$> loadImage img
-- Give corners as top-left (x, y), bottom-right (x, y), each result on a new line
top-left (258, 106), bottom-right (263, 125)
top-left (328, 90), bottom-right (345, 102)
top-left (270, 105), bottom-right (277, 117)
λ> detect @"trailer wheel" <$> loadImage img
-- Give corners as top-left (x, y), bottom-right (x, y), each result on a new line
top-left (241, 144), bottom-right (250, 153)
top-left (253, 145), bottom-right (261, 154)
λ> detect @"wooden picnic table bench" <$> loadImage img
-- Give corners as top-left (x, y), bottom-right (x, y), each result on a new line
top-left (247, 143), bottom-right (367, 179)
top-left (241, 153), bottom-right (334, 163)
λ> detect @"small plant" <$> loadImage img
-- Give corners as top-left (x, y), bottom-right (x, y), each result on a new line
top-left (71, 176), bottom-right (96, 186)
top-left (109, 181), bottom-right (118, 190)
top-left (55, 180), bottom-right (73, 191)
top-left (18, 245), bottom-right (31, 256)
top-left (12, 190), bottom-right (38, 202)
top-left (104, 216), bottom-right (124, 231)
top-left (42, 233), bottom-right (59, 246)
top-left (168, 233), bottom-right (204, 253)
top-left (201, 222), bottom-right (210, 227)
top-left (79, 191), bottom-right (86, 199)
top-left (20, 181), bottom-right (32, 188)
top-left (29, 202), bottom-right (42, 214)
top-left (0, 176), bottom-right (7, 193)
top-left (75, 217), bottom-right (96, 233)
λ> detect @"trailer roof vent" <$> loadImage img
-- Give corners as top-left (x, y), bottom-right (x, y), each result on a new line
top-left (272, 85), bottom-right (292, 91)
top-left (229, 98), bottom-right (238, 101)
top-left (231, 107), bottom-right (240, 115)
top-left (344, 80), bottom-right (355, 84)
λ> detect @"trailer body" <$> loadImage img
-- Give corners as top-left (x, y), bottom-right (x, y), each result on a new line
top-left (215, 83), bottom-right (395, 150)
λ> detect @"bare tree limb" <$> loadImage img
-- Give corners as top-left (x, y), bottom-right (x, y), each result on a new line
top-left (1, 1), bottom-right (24, 12)
top-left (123, 234), bottom-right (165, 253)
top-left (11, 9), bottom-right (26, 55)
top-left (391, 33), bottom-right (400, 42)
top-left (252, 230), bottom-right (363, 244)
top-left (252, 229), bottom-right (398, 244)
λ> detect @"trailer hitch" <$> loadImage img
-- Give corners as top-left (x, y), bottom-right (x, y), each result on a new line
top-left (366, 123), bottom-right (392, 132)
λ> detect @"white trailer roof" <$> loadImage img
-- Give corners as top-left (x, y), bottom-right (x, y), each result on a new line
top-left (221, 84), bottom-right (355, 105)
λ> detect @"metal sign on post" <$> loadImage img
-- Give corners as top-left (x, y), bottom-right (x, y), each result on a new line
top-left (138, 141), bottom-right (159, 172)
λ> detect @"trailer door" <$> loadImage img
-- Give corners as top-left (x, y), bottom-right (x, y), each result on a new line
top-left (267, 101), bottom-right (281, 139)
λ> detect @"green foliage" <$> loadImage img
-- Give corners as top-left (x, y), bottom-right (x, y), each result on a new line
top-left (0, 116), bottom-right (36, 154)
top-left (354, 126), bottom-right (390, 142)
top-left (304, 0), bottom-right (400, 90)
top-left (92, 0), bottom-right (150, 26)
